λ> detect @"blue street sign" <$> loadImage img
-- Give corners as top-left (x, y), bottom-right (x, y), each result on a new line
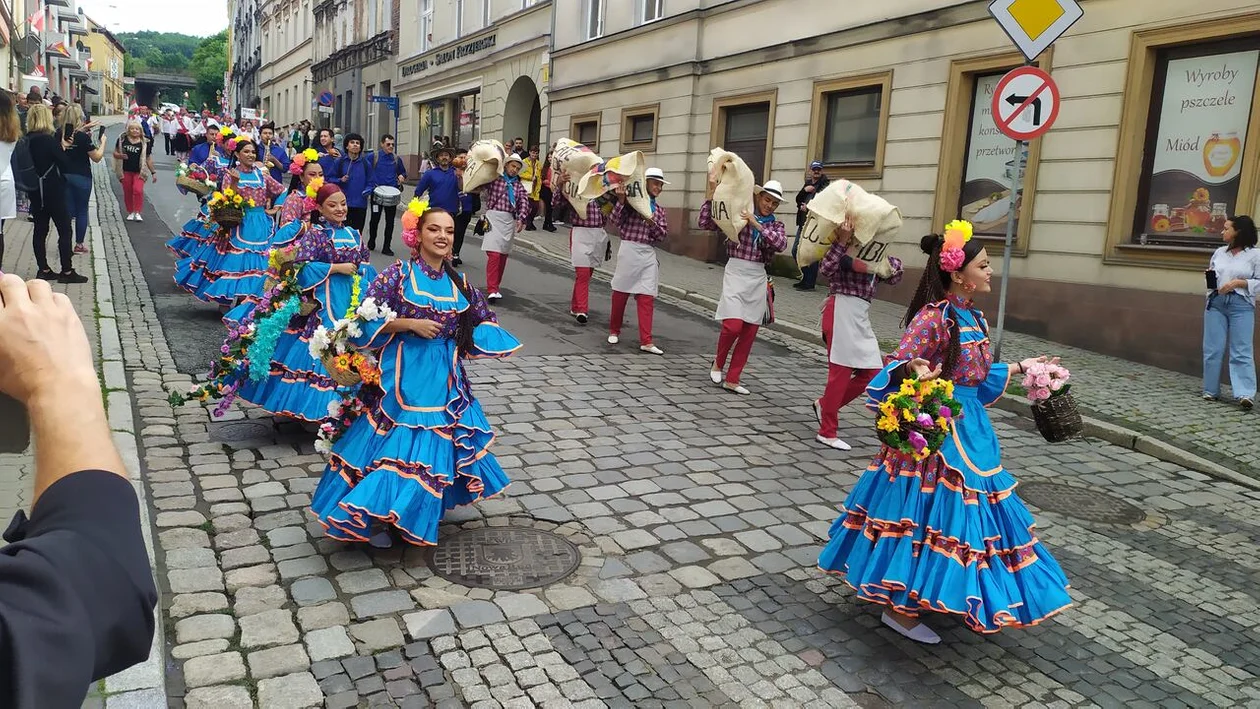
top-left (370, 95), bottom-right (400, 112)
top-left (317, 91), bottom-right (335, 107)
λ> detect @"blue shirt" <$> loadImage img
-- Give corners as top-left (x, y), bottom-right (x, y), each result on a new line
top-left (335, 154), bottom-right (372, 209)
top-left (259, 142), bottom-right (290, 185)
top-left (187, 140), bottom-right (220, 167)
top-left (365, 150), bottom-right (408, 192)
top-left (414, 165), bottom-right (460, 213)
top-left (317, 152), bottom-right (340, 185)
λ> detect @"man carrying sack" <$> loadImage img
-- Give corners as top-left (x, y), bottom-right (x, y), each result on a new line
top-left (551, 170), bottom-right (610, 325)
top-left (478, 153), bottom-right (532, 300)
top-left (608, 168), bottom-right (670, 355)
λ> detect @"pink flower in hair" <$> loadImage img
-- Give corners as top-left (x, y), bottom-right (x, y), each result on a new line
top-left (288, 162), bottom-right (303, 175)
top-left (303, 196), bottom-right (318, 213)
top-left (401, 228), bottom-right (419, 251)
top-left (939, 248), bottom-right (965, 273)
top-left (226, 138), bottom-right (238, 152)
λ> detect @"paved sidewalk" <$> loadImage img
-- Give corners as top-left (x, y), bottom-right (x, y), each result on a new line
top-left (514, 225), bottom-right (1260, 479)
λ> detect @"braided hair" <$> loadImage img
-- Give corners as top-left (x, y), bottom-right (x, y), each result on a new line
top-left (412, 208), bottom-right (476, 356)
top-left (903, 233), bottom-right (986, 377)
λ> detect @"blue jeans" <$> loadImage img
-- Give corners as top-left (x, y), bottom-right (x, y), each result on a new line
top-left (1203, 292), bottom-right (1257, 400)
top-left (792, 227), bottom-right (819, 288)
top-left (64, 173), bottom-right (93, 245)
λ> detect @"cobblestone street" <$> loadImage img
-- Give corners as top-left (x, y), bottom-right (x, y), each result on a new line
top-left (67, 152), bottom-right (1260, 709)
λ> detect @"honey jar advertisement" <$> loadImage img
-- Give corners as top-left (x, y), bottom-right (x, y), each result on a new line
top-left (959, 74), bottom-right (1025, 236)
top-left (1143, 49), bottom-right (1258, 243)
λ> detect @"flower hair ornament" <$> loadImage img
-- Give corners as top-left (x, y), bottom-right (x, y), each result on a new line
top-left (939, 219), bottom-right (973, 273)
top-left (400, 198), bottom-right (431, 251)
top-left (303, 176), bottom-right (326, 212)
top-left (289, 148), bottom-right (322, 175)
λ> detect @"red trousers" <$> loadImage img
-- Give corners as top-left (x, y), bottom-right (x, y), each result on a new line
top-left (485, 251), bottom-right (509, 293)
top-left (714, 319), bottom-right (759, 385)
top-left (121, 171), bottom-right (146, 214)
top-left (610, 290), bottom-right (654, 346)
top-left (819, 295), bottom-right (877, 438)
top-left (572, 267), bottom-right (593, 314)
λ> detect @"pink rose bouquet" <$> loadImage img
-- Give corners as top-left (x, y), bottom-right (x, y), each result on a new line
top-left (1022, 361), bottom-right (1071, 402)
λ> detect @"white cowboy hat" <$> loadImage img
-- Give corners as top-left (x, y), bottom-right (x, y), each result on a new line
top-left (756, 180), bottom-right (787, 202)
top-left (505, 153), bottom-right (524, 165)
top-left (645, 167), bottom-right (670, 185)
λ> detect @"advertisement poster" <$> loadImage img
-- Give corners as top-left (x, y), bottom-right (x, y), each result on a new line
top-left (1142, 49), bottom-right (1259, 244)
top-left (960, 73), bottom-right (1026, 237)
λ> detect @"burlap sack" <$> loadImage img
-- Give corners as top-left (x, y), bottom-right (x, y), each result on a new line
top-left (575, 150), bottom-right (652, 220)
top-left (463, 139), bottom-right (507, 192)
top-left (706, 148), bottom-right (755, 243)
top-left (552, 138), bottom-right (605, 212)
top-left (796, 179), bottom-right (902, 267)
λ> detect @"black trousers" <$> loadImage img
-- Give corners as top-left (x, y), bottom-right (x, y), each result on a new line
top-left (347, 206), bottom-right (367, 232)
top-left (539, 186), bottom-right (554, 228)
top-left (164, 134), bottom-right (173, 155)
top-left (31, 193), bottom-right (73, 273)
top-left (368, 204), bottom-right (397, 250)
top-left (454, 210), bottom-right (474, 257)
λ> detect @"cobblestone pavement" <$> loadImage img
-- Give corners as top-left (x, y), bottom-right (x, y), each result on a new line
top-left (99, 171), bottom-right (1260, 709)
top-left (515, 226), bottom-right (1260, 477)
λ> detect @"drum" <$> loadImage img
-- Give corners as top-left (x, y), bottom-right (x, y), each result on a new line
top-left (372, 186), bottom-right (402, 207)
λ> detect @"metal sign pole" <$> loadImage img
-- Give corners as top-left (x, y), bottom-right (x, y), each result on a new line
top-left (992, 139), bottom-right (1025, 361)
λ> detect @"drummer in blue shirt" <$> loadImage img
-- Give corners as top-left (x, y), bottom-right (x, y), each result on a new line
top-left (414, 143), bottom-right (460, 215)
top-left (335, 132), bottom-right (373, 232)
top-left (365, 133), bottom-right (408, 255)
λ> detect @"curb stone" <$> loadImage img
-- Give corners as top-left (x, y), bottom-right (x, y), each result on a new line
top-left (511, 235), bottom-right (1256, 490)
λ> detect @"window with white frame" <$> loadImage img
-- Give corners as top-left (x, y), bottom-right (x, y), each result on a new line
top-left (583, 0), bottom-right (604, 40)
top-left (638, 0), bottom-right (662, 24)
top-left (421, 0), bottom-right (433, 51)
top-left (456, 0), bottom-right (464, 37)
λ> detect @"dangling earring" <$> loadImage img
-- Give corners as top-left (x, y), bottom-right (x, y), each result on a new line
top-left (962, 281), bottom-right (976, 294)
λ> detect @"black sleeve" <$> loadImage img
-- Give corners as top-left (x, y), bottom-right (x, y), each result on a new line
top-left (0, 471), bottom-right (158, 709)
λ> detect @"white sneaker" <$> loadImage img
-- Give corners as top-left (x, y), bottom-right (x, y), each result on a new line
top-left (571, 312), bottom-right (588, 324)
top-left (486, 292), bottom-right (503, 301)
top-left (815, 435), bottom-right (851, 451)
top-left (709, 370), bottom-right (722, 384)
top-left (640, 344), bottom-right (664, 356)
top-left (125, 213), bottom-right (135, 221)
top-left (881, 611), bottom-right (941, 644)
top-left (607, 334), bottom-right (619, 345)
top-left (722, 383), bottom-right (750, 395)
top-left (135, 213), bottom-right (143, 222)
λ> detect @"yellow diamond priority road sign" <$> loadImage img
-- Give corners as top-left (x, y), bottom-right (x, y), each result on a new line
top-left (988, 0), bottom-right (1084, 62)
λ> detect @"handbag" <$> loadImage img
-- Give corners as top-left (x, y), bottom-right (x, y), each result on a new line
top-left (762, 278), bottom-right (776, 326)
top-left (474, 216), bottom-right (489, 236)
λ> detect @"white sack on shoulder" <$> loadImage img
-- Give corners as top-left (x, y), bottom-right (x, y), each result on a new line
top-left (706, 148), bottom-right (755, 243)
top-left (552, 138), bottom-right (605, 212)
top-left (575, 150), bottom-right (653, 220)
top-left (796, 179), bottom-right (902, 267)
top-left (463, 139), bottom-right (507, 192)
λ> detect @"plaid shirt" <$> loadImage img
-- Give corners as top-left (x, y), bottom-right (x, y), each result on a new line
top-left (480, 176), bottom-right (532, 223)
top-left (821, 239), bottom-right (904, 301)
top-left (698, 201), bottom-right (787, 264)
top-left (612, 200), bottom-right (668, 245)
top-left (551, 189), bottom-right (607, 228)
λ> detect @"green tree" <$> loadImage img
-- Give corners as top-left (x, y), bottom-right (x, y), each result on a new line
top-left (191, 31), bottom-right (228, 109)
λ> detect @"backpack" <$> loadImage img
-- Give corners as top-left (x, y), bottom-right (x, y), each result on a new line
top-left (11, 136), bottom-right (54, 197)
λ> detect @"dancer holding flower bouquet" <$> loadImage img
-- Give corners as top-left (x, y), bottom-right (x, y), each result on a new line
top-left (818, 220), bottom-right (1072, 644)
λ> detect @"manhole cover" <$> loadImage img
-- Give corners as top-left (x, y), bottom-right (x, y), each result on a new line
top-left (428, 526), bottom-right (581, 591)
top-left (1018, 482), bottom-right (1146, 525)
top-left (210, 421), bottom-right (273, 442)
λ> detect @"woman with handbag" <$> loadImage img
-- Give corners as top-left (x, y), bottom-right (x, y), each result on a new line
top-left (113, 119), bottom-right (157, 222)
top-left (1202, 215), bottom-right (1260, 409)
top-left (26, 104), bottom-right (87, 283)
top-left (698, 179), bottom-right (787, 395)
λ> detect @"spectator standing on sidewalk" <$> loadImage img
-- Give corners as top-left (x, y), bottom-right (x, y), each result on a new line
top-left (58, 105), bottom-right (104, 254)
top-left (520, 145), bottom-right (543, 231)
top-left (813, 220), bottom-right (903, 451)
top-left (539, 149), bottom-right (557, 232)
top-left (1203, 215), bottom-right (1260, 409)
top-left (552, 171), bottom-right (610, 325)
top-left (608, 168), bottom-right (670, 355)
top-left (793, 161), bottom-right (830, 291)
top-left (365, 133), bottom-right (408, 254)
top-left (478, 153), bottom-right (531, 300)
top-left (700, 178), bottom-right (788, 395)
top-left (113, 119), bottom-right (156, 223)
top-left (0, 92), bottom-right (18, 269)
top-left (26, 104), bottom-right (87, 283)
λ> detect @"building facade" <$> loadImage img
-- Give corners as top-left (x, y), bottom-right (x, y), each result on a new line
top-left (228, 0), bottom-right (263, 112)
top-left (547, 0), bottom-right (1260, 375)
top-left (81, 15), bottom-right (125, 115)
top-left (311, 0), bottom-right (398, 142)
top-left (259, 0), bottom-right (313, 128)
top-left (394, 0), bottom-right (550, 172)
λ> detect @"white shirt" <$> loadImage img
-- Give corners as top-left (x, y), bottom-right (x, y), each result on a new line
top-left (1208, 245), bottom-right (1260, 303)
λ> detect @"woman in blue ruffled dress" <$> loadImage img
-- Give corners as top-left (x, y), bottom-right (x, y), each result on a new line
top-left (310, 205), bottom-right (521, 549)
top-left (173, 138), bottom-right (285, 307)
top-left (818, 229), bottom-right (1071, 644)
top-left (166, 131), bottom-right (230, 259)
top-left (235, 183), bottom-right (376, 421)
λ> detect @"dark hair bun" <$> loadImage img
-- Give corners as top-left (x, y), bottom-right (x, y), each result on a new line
top-left (920, 234), bottom-right (943, 255)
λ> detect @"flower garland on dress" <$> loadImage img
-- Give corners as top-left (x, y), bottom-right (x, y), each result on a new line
top-left (875, 376), bottom-right (962, 461)
top-left (309, 295), bottom-right (398, 456)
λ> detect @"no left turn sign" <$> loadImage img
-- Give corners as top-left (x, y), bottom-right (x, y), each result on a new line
top-left (991, 66), bottom-right (1060, 141)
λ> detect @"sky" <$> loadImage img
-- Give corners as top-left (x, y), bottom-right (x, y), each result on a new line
top-left (77, 0), bottom-right (229, 36)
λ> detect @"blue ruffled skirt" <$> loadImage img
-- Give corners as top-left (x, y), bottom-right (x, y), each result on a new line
top-left (173, 207), bottom-right (273, 305)
top-left (167, 205), bottom-right (211, 259)
top-left (310, 328), bottom-right (519, 546)
top-left (236, 264), bottom-right (377, 421)
top-left (818, 379), bottom-right (1072, 634)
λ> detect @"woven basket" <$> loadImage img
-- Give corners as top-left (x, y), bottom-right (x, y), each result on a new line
top-left (212, 205), bottom-right (244, 229)
top-left (1030, 392), bottom-right (1083, 443)
top-left (321, 354), bottom-right (363, 387)
top-left (177, 175), bottom-right (212, 197)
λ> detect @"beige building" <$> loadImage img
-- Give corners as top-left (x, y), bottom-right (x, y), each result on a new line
top-left (395, 0), bottom-right (550, 172)
top-left (81, 15), bottom-right (126, 115)
top-left (259, 0), bottom-right (313, 128)
top-left (547, 0), bottom-right (1260, 374)
top-left (310, 0), bottom-right (400, 142)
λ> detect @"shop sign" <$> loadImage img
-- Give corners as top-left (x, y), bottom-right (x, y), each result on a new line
top-left (401, 34), bottom-right (497, 78)
top-left (1141, 49), bottom-right (1259, 241)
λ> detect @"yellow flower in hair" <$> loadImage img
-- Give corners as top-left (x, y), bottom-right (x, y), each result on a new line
top-left (942, 219), bottom-right (973, 251)
top-left (407, 198), bottom-right (429, 218)
top-left (306, 177), bottom-right (325, 199)
top-left (302, 148), bottom-right (320, 162)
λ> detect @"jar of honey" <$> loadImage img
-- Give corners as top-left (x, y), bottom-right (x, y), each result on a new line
top-left (1150, 204), bottom-right (1171, 233)
top-left (1186, 201), bottom-right (1212, 229)
top-left (1204, 133), bottom-right (1242, 178)
top-left (1210, 203), bottom-right (1228, 233)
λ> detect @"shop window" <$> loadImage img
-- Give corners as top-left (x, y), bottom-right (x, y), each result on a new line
top-left (638, 0), bottom-right (663, 25)
top-left (584, 0), bottom-right (605, 41)
top-left (806, 71), bottom-right (891, 180)
top-left (570, 112), bottom-right (600, 151)
top-left (620, 104), bottom-right (658, 153)
top-left (457, 92), bottom-right (480, 149)
top-left (932, 54), bottom-right (1048, 257)
top-left (711, 91), bottom-right (777, 184)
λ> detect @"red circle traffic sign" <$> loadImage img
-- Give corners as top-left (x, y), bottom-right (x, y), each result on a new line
top-left (991, 66), bottom-right (1060, 141)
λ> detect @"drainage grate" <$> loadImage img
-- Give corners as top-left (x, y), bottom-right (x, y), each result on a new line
top-left (209, 421), bottom-right (274, 442)
top-left (428, 526), bottom-right (582, 591)
top-left (1018, 482), bottom-right (1146, 525)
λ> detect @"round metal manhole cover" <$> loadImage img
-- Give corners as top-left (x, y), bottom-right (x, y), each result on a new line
top-left (210, 421), bottom-right (274, 442)
top-left (1019, 482), bottom-right (1146, 525)
top-left (428, 526), bottom-right (581, 591)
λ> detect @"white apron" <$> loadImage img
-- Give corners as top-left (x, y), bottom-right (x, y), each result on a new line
top-left (610, 240), bottom-right (659, 296)
top-left (714, 257), bottom-right (768, 324)
top-left (571, 226), bottom-right (609, 268)
top-left (481, 209), bottom-right (517, 254)
top-left (827, 294), bottom-right (884, 369)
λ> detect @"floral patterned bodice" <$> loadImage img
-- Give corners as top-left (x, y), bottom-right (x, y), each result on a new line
top-left (294, 223), bottom-right (369, 265)
top-left (366, 259), bottom-right (496, 340)
top-left (891, 294), bottom-right (993, 387)
top-left (221, 165), bottom-right (284, 207)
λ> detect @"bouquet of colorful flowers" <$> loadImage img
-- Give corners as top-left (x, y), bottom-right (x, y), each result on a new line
top-left (308, 291), bottom-right (395, 389)
top-left (207, 187), bottom-right (255, 236)
top-left (315, 397), bottom-right (367, 456)
top-left (1023, 361), bottom-right (1082, 442)
top-left (175, 162), bottom-right (214, 197)
top-left (875, 376), bottom-right (963, 462)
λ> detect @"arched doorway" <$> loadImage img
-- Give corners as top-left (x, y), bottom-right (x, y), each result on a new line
top-left (503, 76), bottom-right (541, 152)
